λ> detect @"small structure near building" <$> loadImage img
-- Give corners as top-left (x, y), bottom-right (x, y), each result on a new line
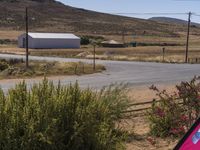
top-left (18, 32), bottom-right (80, 49)
top-left (101, 40), bottom-right (124, 48)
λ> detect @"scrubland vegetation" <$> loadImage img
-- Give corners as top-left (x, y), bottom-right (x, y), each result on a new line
top-left (0, 79), bottom-right (131, 150)
top-left (0, 75), bottom-right (199, 149)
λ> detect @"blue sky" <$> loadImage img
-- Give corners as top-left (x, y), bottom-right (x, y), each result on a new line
top-left (58, 0), bottom-right (200, 23)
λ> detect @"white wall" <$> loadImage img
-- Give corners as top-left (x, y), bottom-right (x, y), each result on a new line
top-left (18, 34), bottom-right (34, 48)
top-left (18, 34), bottom-right (80, 49)
top-left (32, 38), bottom-right (80, 49)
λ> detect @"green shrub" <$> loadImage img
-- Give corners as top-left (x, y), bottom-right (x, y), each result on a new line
top-left (0, 79), bottom-right (130, 149)
top-left (81, 36), bottom-right (90, 45)
top-left (0, 39), bottom-right (17, 45)
top-left (148, 77), bottom-right (200, 138)
top-left (0, 61), bottom-right (9, 71)
top-left (80, 35), bottom-right (105, 45)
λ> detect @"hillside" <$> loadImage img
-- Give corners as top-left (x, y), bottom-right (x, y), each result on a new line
top-left (149, 17), bottom-right (200, 27)
top-left (0, 0), bottom-right (200, 36)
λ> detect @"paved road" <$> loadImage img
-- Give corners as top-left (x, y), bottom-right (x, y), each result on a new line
top-left (0, 54), bottom-right (200, 91)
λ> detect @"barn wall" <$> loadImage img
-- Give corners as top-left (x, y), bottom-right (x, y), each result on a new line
top-left (18, 35), bottom-right (23, 48)
top-left (18, 34), bottom-right (80, 49)
top-left (18, 34), bottom-right (34, 48)
top-left (31, 38), bottom-right (80, 49)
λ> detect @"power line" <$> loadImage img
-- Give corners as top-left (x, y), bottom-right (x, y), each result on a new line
top-left (111, 12), bottom-right (188, 15)
top-left (109, 12), bottom-right (200, 17)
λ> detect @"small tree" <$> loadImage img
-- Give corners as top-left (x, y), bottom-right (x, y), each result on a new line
top-left (81, 36), bottom-right (90, 45)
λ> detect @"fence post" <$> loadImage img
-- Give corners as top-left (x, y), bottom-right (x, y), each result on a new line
top-left (152, 99), bottom-right (156, 108)
top-left (162, 47), bottom-right (165, 62)
top-left (82, 63), bottom-right (85, 74)
top-left (93, 45), bottom-right (96, 71)
top-left (74, 64), bottom-right (77, 75)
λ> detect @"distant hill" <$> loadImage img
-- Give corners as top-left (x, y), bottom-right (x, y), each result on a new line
top-left (0, 0), bottom-right (199, 36)
top-left (149, 17), bottom-right (200, 27)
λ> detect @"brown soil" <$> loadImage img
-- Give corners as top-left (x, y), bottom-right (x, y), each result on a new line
top-left (124, 84), bottom-right (180, 150)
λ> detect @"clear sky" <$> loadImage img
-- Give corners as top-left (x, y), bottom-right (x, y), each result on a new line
top-left (58, 0), bottom-right (200, 23)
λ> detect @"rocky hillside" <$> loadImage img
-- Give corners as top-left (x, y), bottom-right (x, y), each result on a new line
top-left (0, 0), bottom-right (199, 36)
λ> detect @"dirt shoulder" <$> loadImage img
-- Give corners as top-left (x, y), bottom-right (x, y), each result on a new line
top-left (127, 83), bottom-right (177, 103)
top-left (125, 116), bottom-right (178, 150)
top-left (125, 83), bottom-right (180, 150)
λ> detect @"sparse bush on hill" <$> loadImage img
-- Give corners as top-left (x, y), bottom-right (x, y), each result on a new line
top-left (148, 76), bottom-right (200, 138)
top-left (80, 36), bottom-right (90, 45)
top-left (0, 79), bottom-right (131, 149)
top-left (0, 39), bottom-right (17, 45)
top-left (80, 35), bottom-right (105, 45)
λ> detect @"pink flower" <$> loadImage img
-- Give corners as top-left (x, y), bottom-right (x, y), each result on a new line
top-left (170, 126), bottom-right (185, 135)
top-left (147, 137), bottom-right (156, 145)
top-left (178, 126), bottom-right (185, 133)
top-left (170, 128), bottom-right (179, 134)
top-left (154, 107), bottom-right (165, 117)
top-left (180, 115), bottom-right (188, 122)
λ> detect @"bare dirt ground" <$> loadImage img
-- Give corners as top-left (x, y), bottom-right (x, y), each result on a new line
top-left (125, 117), bottom-right (178, 150)
top-left (125, 84), bottom-right (179, 150)
top-left (128, 83), bottom-right (177, 103)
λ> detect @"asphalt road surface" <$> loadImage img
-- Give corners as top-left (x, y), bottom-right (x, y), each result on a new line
top-left (0, 54), bottom-right (200, 91)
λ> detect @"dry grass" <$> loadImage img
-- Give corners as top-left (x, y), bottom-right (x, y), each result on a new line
top-left (0, 59), bottom-right (105, 79)
top-left (33, 34), bottom-right (200, 63)
top-left (1, 30), bottom-right (200, 63)
top-left (0, 30), bottom-right (22, 40)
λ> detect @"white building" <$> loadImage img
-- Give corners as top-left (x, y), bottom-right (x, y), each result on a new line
top-left (18, 32), bottom-right (80, 49)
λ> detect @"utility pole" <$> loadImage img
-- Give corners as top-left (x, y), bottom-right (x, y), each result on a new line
top-left (162, 47), bottom-right (165, 62)
top-left (25, 7), bottom-right (29, 68)
top-left (185, 12), bottom-right (191, 63)
top-left (122, 27), bottom-right (125, 44)
top-left (93, 44), bottom-right (96, 71)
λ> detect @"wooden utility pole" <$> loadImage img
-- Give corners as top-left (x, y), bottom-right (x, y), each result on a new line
top-left (185, 12), bottom-right (191, 63)
top-left (162, 47), bottom-right (165, 62)
top-left (25, 7), bottom-right (29, 68)
top-left (93, 44), bottom-right (96, 71)
top-left (122, 27), bottom-right (125, 44)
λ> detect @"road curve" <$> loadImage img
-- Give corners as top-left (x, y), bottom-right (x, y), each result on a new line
top-left (0, 54), bottom-right (200, 91)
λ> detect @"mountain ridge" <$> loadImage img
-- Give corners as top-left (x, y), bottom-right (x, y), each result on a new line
top-left (0, 0), bottom-right (199, 36)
